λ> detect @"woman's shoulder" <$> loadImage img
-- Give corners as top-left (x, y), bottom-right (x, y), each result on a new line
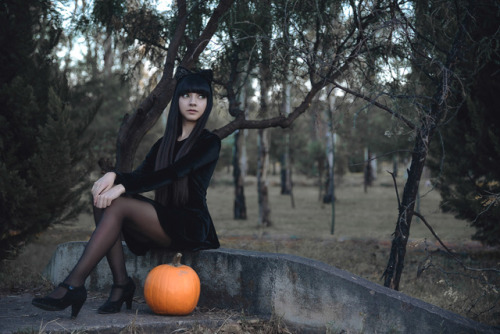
top-left (153, 137), bottom-right (164, 146)
top-left (149, 137), bottom-right (164, 152)
top-left (199, 129), bottom-right (221, 144)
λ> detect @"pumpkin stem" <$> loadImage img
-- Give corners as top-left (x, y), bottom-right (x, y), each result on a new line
top-left (172, 252), bottom-right (183, 266)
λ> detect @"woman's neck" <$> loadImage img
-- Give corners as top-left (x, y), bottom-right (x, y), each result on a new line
top-left (178, 120), bottom-right (196, 141)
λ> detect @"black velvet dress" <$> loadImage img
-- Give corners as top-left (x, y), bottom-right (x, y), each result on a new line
top-left (113, 129), bottom-right (221, 255)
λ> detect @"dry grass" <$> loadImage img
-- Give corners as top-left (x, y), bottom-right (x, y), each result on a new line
top-left (1, 167), bottom-right (499, 328)
top-left (209, 168), bottom-right (476, 242)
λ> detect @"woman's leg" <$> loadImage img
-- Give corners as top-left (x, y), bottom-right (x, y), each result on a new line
top-left (46, 197), bottom-right (171, 299)
top-left (92, 206), bottom-right (128, 301)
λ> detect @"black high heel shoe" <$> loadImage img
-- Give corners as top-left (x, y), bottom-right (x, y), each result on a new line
top-left (98, 277), bottom-right (136, 314)
top-left (32, 282), bottom-right (87, 319)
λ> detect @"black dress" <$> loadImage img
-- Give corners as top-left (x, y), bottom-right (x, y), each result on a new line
top-left (113, 129), bottom-right (221, 255)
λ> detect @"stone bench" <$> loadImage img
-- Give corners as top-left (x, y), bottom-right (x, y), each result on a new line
top-left (43, 242), bottom-right (496, 333)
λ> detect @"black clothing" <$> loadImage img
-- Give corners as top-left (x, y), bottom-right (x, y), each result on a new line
top-left (114, 129), bottom-right (221, 255)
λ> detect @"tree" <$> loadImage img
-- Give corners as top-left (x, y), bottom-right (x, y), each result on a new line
top-left (255, 1), bottom-right (274, 227)
top-left (65, 0), bottom-right (236, 172)
top-left (278, 3), bottom-right (293, 201)
top-left (213, 0), bottom-right (259, 219)
top-left (113, 0), bottom-right (235, 173)
top-left (63, 0), bottom-right (144, 163)
top-left (284, 0), bottom-right (483, 290)
top-left (0, 0), bottom-right (97, 258)
top-left (338, 0), bottom-right (482, 290)
top-left (427, 1), bottom-right (500, 246)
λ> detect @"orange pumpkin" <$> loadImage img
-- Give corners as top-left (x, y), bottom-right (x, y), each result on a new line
top-left (144, 253), bottom-right (200, 315)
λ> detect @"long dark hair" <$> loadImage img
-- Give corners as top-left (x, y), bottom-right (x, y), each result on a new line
top-left (155, 67), bottom-right (214, 206)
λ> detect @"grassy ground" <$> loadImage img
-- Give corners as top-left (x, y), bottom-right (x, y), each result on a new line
top-left (1, 167), bottom-right (499, 329)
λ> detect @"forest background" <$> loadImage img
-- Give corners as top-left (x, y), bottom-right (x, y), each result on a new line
top-left (0, 0), bottom-right (499, 328)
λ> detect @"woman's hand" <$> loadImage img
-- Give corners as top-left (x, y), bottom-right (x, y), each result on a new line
top-left (94, 184), bottom-right (126, 209)
top-left (92, 172), bottom-right (116, 204)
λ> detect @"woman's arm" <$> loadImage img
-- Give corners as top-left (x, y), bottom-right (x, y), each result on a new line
top-left (91, 138), bottom-right (162, 208)
top-left (94, 183), bottom-right (125, 208)
top-left (92, 172), bottom-right (126, 208)
top-left (92, 172), bottom-right (116, 198)
top-left (115, 133), bottom-right (221, 194)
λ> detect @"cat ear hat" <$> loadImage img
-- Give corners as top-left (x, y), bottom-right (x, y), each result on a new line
top-left (174, 66), bottom-right (213, 85)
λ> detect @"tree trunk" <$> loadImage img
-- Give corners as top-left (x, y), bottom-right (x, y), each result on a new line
top-left (280, 133), bottom-right (293, 196)
top-left (383, 125), bottom-right (433, 290)
top-left (257, 128), bottom-right (271, 226)
top-left (323, 94), bottom-right (336, 205)
top-left (102, 30), bottom-right (113, 78)
top-left (364, 149), bottom-right (374, 193)
top-left (327, 93), bottom-right (336, 234)
top-left (382, 2), bottom-right (469, 289)
top-left (256, 2), bottom-right (272, 227)
top-left (392, 153), bottom-right (398, 178)
top-left (318, 157), bottom-right (325, 202)
top-left (280, 78), bottom-right (294, 207)
top-left (233, 129), bottom-right (247, 219)
top-left (233, 80), bottom-right (248, 219)
top-left (115, 76), bottom-right (177, 172)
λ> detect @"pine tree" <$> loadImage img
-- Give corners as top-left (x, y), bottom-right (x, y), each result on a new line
top-left (428, 8), bottom-right (500, 245)
top-left (0, 0), bottom-right (97, 258)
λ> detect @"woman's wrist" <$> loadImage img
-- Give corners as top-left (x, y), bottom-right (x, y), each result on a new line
top-left (105, 171), bottom-right (117, 184)
top-left (116, 184), bottom-right (126, 194)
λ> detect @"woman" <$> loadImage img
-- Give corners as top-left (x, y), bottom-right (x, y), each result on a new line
top-left (32, 67), bottom-right (221, 318)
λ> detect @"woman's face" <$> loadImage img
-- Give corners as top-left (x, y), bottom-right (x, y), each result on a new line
top-left (178, 92), bottom-right (208, 124)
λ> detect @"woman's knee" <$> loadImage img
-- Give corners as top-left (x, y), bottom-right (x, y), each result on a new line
top-left (99, 197), bottom-right (130, 221)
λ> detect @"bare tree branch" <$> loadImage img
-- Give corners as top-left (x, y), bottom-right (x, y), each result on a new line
top-left (415, 211), bottom-right (500, 274)
top-left (388, 170), bottom-right (402, 210)
top-left (330, 80), bottom-right (416, 130)
top-left (182, 0), bottom-right (234, 66)
top-left (214, 81), bottom-right (325, 139)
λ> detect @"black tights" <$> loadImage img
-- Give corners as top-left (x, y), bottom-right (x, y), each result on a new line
top-left (48, 197), bottom-right (171, 299)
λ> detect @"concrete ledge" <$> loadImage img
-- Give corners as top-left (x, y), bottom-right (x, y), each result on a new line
top-left (44, 242), bottom-right (497, 333)
top-left (0, 294), bottom-right (257, 334)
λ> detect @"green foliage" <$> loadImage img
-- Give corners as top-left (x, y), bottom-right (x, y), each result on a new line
top-left (92, 0), bottom-right (126, 28)
top-left (429, 66), bottom-right (500, 245)
top-left (0, 77), bottom-right (95, 258)
top-left (427, 1), bottom-right (500, 246)
top-left (0, 0), bottom-right (97, 258)
top-left (433, 103), bottom-right (500, 245)
top-left (79, 76), bottom-right (132, 160)
top-left (302, 140), bottom-right (326, 177)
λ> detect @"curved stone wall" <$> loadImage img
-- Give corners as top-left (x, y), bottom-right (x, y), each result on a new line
top-left (43, 242), bottom-right (496, 333)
